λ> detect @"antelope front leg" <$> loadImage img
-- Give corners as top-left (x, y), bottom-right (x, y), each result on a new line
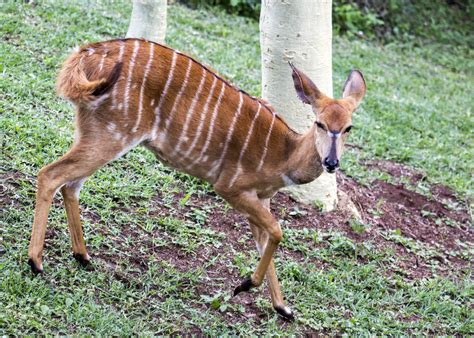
top-left (220, 192), bottom-right (283, 298)
top-left (249, 221), bottom-right (294, 320)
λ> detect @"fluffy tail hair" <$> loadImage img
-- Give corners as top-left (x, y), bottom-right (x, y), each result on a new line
top-left (56, 51), bottom-right (122, 103)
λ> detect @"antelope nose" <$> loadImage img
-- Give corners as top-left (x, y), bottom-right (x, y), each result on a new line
top-left (324, 157), bottom-right (339, 172)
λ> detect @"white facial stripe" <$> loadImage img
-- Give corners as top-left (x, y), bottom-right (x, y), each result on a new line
top-left (183, 76), bottom-right (218, 159)
top-left (171, 66), bottom-right (207, 157)
top-left (187, 81), bottom-right (226, 169)
top-left (132, 43), bottom-right (154, 133)
top-left (228, 102), bottom-right (262, 188)
top-left (123, 40), bottom-right (140, 117)
top-left (327, 130), bottom-right (341, 138)
top-left (209, 91), bottom-right (244, 177)
top-left (112, 40), bottom-right (125, 108)
top-left (163, 58), bottom-right (193, 135)
top-left (256, 112), bottom-right (276, 172)
top-left (151, 51), bottom-right (178, 140)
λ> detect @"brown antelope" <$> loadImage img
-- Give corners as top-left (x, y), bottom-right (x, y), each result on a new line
top-left (28, 38), bottom-right (366, 320)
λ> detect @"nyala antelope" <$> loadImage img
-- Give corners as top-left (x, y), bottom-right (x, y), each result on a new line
top-left (28, 38), bottom-right (366, 320)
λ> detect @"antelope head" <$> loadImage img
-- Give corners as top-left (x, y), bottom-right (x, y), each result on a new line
top-left (290, 63), bottom-right (366, 173)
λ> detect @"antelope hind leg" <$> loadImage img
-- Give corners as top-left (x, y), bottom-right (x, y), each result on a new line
top-left (28, 139), bottom-right (130, 273)
top-left (61, 178), bottom-right (91, 267)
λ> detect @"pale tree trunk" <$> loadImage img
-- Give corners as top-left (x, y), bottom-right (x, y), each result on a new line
top-left (127, 0), bottom-right (167, 44)
top-left (260, 0), bottom-right (337, 211)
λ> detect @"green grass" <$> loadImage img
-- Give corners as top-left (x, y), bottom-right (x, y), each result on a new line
top-left (0, 0), bottom-right (473, 335)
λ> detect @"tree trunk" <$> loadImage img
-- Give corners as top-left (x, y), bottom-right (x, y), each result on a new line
top-left (260, 0), bottom-right (337, 211)
top-left (127, 0), bottom-right (167, 44)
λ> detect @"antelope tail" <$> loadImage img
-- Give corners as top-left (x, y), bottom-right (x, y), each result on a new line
top-left (56, 50), bottom-right (122, 104)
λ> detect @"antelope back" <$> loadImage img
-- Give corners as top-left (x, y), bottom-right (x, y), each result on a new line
top-left (58, 39), bottom-right (292, 187)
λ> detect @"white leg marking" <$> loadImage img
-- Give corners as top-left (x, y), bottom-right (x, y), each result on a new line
top-left (112, 40), bottom-right (125, 109)
top-left (65, 178), bottom-right (87, 200)
top-left (228, 101), bottom-right (262, 188)
top-left (183, 76), bottom-right (218, 158)
top-left (208, 91), bottom-right (244, 178)
top-left (151, 51), bottom-right (178, 141)
top-left (132, 43), bottom-right (154, 133)
top-left (98, 48), bottom-right (108, 72)
top-left (123, 40), bottom-right (140, 117)
top-left (170, 66), bottom-right (207, 157)
top-left (111, 136), bottom-right (146, 162)
top-left (186, 81), bottom-right (226, 169)
top-left (256, 112), bottom-right (276, 172)
top-left (162, 58), bottom-right (193, 136)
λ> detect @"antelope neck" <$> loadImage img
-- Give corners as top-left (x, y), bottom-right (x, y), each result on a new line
top-left (285, 124), bottom-right (323, 185)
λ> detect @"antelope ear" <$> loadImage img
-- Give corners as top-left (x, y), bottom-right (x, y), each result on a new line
top-left (342, 70), bottom-right (366, 108)
top-left (289, 62), bottom-right (323, 105)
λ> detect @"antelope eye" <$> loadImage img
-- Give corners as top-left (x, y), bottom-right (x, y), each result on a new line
top-left (344, 126), bottom-right (353, 133)
top-left (316, 122), bottom-right (326, 131)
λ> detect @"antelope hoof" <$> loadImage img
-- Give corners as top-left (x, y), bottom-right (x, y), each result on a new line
top-left (28, 258), bottom-right (43, 275)
top-left (73, 253), bottom-right (91, 267)
top-left (233, 277), bottom-right (255, 296)
top-left (275, 306), bottom-right (295, 321)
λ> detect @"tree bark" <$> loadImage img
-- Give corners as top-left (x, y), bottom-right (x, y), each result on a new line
top-left (127, 0), bottom-right (167, 44)
top-left (260, 0), bottom-right (337, 211)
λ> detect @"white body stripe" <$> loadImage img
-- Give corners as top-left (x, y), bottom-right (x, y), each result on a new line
top-left (208, 92), bottom-right (244, 178)
top-left (123, 40), bottom-right (140, 117)
top-left (183, 76), bottom-right (218, 158)
top-left (98, 49), bottom-right (108, 72)
top-left (151, 51), bottom-right (178, 141)
top-left (187, 81), bottom-right (226, 169)
top-left (90, 93), bottom-right (110, 110)
top-left (171, 67), bottom-right (207, 157)
top-left (162, 58), bottom-right (193, 135)
top-left (228, 102), bottom-right (262, 187)
top-left (256, 112), bottom-right (276, 171)
top-left (132, 43), bottom-right (154, 133)
top-left (112, 40), bottom-right (125, 108)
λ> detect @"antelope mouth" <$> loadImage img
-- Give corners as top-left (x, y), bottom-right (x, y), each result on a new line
top-left (322, 164), bottom-right (339, 174)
